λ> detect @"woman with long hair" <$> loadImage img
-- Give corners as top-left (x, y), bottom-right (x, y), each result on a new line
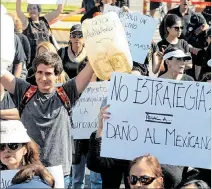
top-left (0, 120), bottom-right (55, 188)
top-left (155, 14), bottom-right (199, 76)
top-left (8, 163), bottom-right (55, 188)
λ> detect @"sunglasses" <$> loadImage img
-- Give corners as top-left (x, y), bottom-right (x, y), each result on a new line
top-left (0, 143), bottom-right (23, 152)
top-left (70, 33), bottom-right (83, 39)
top-left (128, 175), bottom-right (156, 186)
top-left (173, 57), bottom-right (189, 61)
top-left (172, 26), bottom-right (184, 31)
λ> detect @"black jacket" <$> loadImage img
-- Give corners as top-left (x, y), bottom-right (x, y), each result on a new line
top-left (87, 131), bottom-right (130, 188)
top-left (72, 139), bottom-right (89, 165)
top-left (81, 0), bottom-right (128, 23)
top-left (87, 132), bottom-right (186, 189)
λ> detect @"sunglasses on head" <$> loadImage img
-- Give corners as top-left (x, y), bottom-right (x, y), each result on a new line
top-left (70, 33), bottom-right (83, 39)
top-left (128, 175), bottom-right (156, 186)
top-left (172, 26), bottom-right (184, 31)
top-left (0, 143), bottom-right (23, 151)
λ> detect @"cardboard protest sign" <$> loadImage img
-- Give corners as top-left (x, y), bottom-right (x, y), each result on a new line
top-left (0, 165), bottom-right (64, 188)
top-left (82, 12), bottom-right (133, 80)
top-left (1, 6), bottom-right (15, 74)
top-left (104, 5), bottom-right (158, 64)
top-left (72, 81), bottom-right (108, 139)
top-left (101, 72), bottom-right (211, 169)
top-left (27, 0), bottom-right (62, 4)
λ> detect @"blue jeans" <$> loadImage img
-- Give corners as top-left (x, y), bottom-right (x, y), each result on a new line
top-left (90, 171), bottom-right (102, 189)
top-left (72, 154), bottom-right (102, 189)
top-left (64, 175), bottom-right (72, 189)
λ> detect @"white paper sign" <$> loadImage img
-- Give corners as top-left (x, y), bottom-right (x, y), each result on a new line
top-left (104, 5), bottom-right (158, 64)
top-left (101, 72), bottom-right (211, 169)
top-left (1, 6), bottom-right (15, 74)
top-left (0, 165), bottom-right (64, 188)
top-left (72, 81), bottom-right (108, 139)
top-left (27, 0), bottom-right (62, 4)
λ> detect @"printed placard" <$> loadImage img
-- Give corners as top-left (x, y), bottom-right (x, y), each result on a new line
top-left (101, 72), bottom-right (211, 169)
top-left (72, 81), bottom-right (108, 139)
top-left (104, 5), bottom-right (158, 64)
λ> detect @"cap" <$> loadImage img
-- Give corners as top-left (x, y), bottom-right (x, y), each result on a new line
top-left (0, 120), bottom-right (31, 143)
top-left (163, 49), bottom-right (192, 61)
top-left (70, 24), bottom-right (82, 34)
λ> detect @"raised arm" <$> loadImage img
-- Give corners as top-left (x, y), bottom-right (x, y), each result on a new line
top-left (16, 0), bottom-right (29, 30)
top-left (75, 62), bottom-right (94, 94)
top-left (152, 52), bottom-right (162, 74)
top-left (0, 71), bottom-right (16, 94)
top-left (44, 1), bottom-right (64, 24)
top-left (0, 109), bottom-right (20, 120)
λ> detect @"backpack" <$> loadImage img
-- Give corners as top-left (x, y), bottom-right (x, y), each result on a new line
top-left (19, 85), bottom-right (71, 116)
top-left (19, 84), bottom-right (76, 156)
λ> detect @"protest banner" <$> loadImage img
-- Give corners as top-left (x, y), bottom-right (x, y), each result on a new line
top-left (0, 165), bottom-right (64, 188)
top-left (101, 72), bottom-right (211, 169)
top-left (104, 5), bottom-right (158, 64)
top-left (72, 81), bottom-right (108, 139)
top-left (27, 0), bottom-right (62, 4)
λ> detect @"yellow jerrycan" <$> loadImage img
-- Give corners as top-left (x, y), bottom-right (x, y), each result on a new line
top-left (82, 12), bottom-right (133, 80)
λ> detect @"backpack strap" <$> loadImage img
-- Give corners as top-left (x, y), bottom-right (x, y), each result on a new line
top-left (19, 85), bottom-right (38, 116)
top-left (56, 86), bottom-right (71, 116)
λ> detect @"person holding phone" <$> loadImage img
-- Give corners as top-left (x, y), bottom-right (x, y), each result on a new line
top-left (156, 14), bottom-right (199, 76)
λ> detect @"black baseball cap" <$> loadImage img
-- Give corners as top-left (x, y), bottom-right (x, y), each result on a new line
top-left (70, 24), bottom-right (82, 34)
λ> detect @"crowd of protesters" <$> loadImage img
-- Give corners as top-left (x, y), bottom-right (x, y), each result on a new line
top-left (0, 0), bottom-right (211, 188)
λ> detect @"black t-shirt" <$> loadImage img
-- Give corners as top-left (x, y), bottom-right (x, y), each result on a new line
top-left (157, 39), bottom-right (191, 53)
top-left (23, 16), bottom-right (51, 65)
top-left (16, 33), bottom-right (31, 69)
top-left (197, 45), bottom-right (211, 80)
top-left (58, 47), bottom-right (88, 79)
top-left (13, 34), bottom-right (27, 66)
top-left (7, 34), bottom-right (27, 78)
top-left (81, 2), bottom-right (128, 23)
top-left (0, 92), bottom-right (16, 110)
top-left (81, 6), bottom-right (100, 23)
